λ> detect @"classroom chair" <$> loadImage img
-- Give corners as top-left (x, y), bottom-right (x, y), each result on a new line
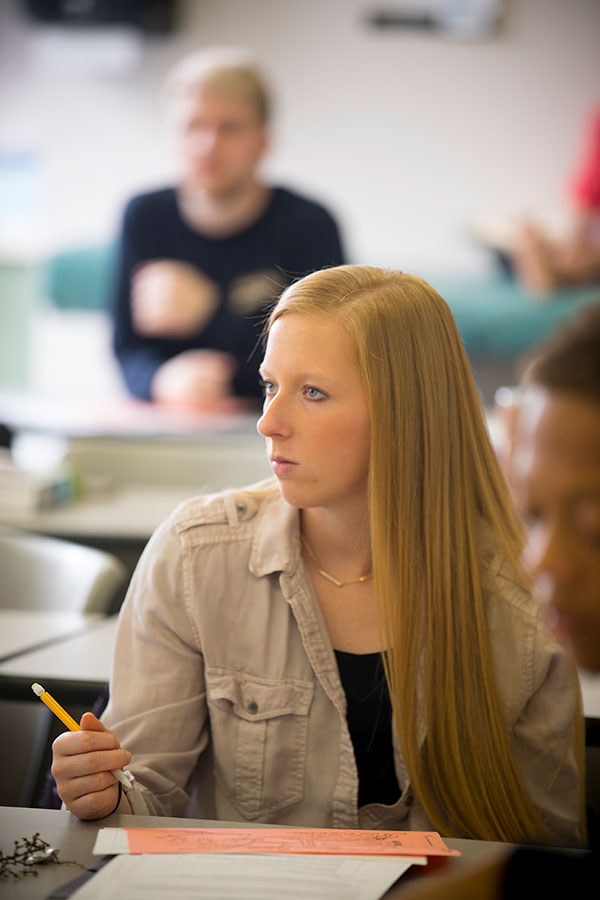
top-left (42, 243), bottom-right (117, 312)
top-left (0, 525), bottom-right (127, 614)
top-left (0, 527), bottom-right (128, 806)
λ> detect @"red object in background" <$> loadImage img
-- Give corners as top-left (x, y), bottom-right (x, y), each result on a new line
top-left (570, 105), bottom-right (600, 212)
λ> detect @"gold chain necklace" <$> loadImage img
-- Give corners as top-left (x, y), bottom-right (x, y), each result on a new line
top-left (300, 534), bottom-right (372, 588)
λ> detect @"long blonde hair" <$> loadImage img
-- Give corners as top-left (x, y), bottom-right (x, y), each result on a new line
top-left (267, 265), bottom-right (553, 841)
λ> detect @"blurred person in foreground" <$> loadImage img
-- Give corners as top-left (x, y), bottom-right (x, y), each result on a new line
top-left (390, 302), bottom-right (600, 897)
top-left (112, 47), bottom-right (344, 408)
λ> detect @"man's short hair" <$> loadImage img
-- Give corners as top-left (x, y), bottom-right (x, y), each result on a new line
top-left (162, 46), bottom-right (271, 125)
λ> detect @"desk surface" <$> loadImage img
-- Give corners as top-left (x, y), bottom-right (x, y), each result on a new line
top-left (0, 806), bottom-right (514, 900)
top-left (0, 616), bottom-right (118, 693)
top-left (0, 610), bottom-right (101, 665)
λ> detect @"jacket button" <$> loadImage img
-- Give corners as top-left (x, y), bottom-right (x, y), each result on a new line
top-left (247, 701), bottom-right (259, 714)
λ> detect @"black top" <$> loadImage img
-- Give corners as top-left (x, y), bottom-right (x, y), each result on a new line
top-left (335, 649), bottom-right (401, 808)
top-left (112, 185), bottom-right (345, 400)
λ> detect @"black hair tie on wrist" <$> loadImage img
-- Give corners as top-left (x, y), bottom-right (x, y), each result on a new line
top-left (107, 781), bottom-right (122, 817)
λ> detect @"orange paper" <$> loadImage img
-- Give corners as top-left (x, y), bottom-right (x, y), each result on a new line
top-left (125, 827), bottom-right (460, 858)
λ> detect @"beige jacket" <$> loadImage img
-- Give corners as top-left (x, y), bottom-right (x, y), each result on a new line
top-left (103, 480), bottom-right (583, 846)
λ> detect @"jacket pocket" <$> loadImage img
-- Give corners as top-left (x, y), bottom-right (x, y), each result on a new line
top-left (206, 667), bottom-right (314, 819)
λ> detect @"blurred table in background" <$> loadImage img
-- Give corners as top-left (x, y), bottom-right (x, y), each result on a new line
top-left (0, 391), bottom-right (271, 572)
top-left (0, 613), bottom-right (118, 703)
top-left (0, 609), bottom-right (101, 664)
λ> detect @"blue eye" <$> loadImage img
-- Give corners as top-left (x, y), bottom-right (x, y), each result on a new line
top-left (305, 386), bottom-right (326, 401)
top-left (259, 378), bottom-right (276, 396)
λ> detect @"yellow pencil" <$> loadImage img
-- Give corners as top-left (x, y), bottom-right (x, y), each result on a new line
top-left (32, 682), bottom-right (80, 731)
top-left (31, 682), bottom-right (132, 790)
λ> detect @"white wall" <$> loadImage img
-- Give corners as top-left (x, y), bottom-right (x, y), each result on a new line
top-left (1, 0), bottom-right (599, 273)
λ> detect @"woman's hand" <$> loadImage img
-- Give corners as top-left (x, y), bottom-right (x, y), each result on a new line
top-left (51, 712), bottom-right (133, 820)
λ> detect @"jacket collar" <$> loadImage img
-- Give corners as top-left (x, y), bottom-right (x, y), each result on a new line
top-left (249, 489), bottom-right (301, 578)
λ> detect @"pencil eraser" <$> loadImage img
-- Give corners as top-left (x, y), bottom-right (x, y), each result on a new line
top-left (31, 683), bottom-right (44, 696)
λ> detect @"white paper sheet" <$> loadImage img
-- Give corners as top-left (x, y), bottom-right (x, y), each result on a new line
top-left (94, 828), bottom-right (130, 854)
top-left (72, 851), bottom-right (421, 900)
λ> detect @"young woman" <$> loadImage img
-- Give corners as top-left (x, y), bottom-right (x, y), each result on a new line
top-left (53, 266), bottom-right (584, 846)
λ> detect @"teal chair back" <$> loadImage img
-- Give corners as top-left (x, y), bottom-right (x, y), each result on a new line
top-left (42, 243), bottom-right (116, 311)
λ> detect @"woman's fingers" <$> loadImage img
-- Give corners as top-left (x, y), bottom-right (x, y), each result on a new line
top-left (51, 714), bottom-right (132, 819)
top-left (58, 769), bottom-right (119, 804)
top-left (52, 740), bottom-right (132, 780)
top-left (66, 781), bottom-right (121, 821)
top-left (54, 729), bottom-right (116, 754)
top-left (79, 711), bottom-right (109, 732)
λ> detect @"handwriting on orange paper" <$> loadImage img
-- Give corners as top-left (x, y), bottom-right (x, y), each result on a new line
top-left (126, 827), bottom-right (461, 857)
